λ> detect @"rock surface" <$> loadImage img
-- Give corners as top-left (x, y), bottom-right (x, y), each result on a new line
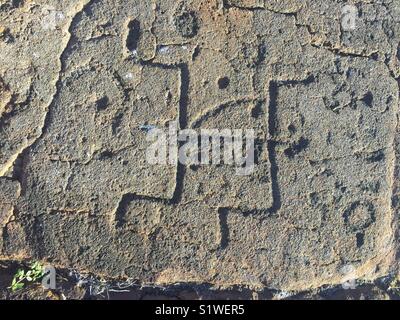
top-left (0, 0), bottom-right (399, 293)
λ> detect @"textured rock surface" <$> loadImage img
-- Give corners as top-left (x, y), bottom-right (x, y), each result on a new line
top-left (0, 0), bottom-right (399, 293)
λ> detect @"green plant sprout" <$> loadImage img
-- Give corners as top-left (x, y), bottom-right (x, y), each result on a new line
top-left (8, 261), bottom-right (45, 292)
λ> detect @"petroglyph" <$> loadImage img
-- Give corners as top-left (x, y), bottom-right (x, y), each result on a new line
top-left (0, 0), bottom-right (399, 292)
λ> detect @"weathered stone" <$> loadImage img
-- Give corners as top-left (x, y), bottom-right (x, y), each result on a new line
top-left (0, 0), bottom-right (399, 293)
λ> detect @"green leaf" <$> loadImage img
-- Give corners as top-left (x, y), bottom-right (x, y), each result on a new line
top-left (32, 261), bottom-right (42, 271)
top-left (16, 269), bottom-right (25, 278)
top-left (13, 283), bottom-right (24, 291)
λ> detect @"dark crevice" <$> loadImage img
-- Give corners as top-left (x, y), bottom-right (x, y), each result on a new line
top-left (279, 74), bottom-right (316, 87)
top-left (266, 141), bottom-right (281, 215)
top-left (111, 112), bottom-right (123, 135)
top-left (251, 99), bottom-right (265, 119)
top-left (365, 149), bottom-right (385, 163)
top-left (171, 164), bottom-right (186, 204)
top-left (169, 63), bottom-right (190, 204)
top-left (266, 82), bottom-right (281, 215)
top-left (192, 45), bottom-right (201, 61)
top-left (126, 19), bottom-right (140, 52)
top-left (178, 63), bottom-right (190, 130)
top-left (218, 208), bottom-right (230, 250)
top-left (356, 232), bottom-right (365, 248)
top-left (268, 81), bottom-right (279, 137)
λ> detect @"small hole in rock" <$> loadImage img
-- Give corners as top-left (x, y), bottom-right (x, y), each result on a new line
top-left (288, 124), bottom-right (296, 135)
top-left (96, 96), bottom-right (109, 111)
top-left (218, 77), bottom-right (230, 90)
top-left (356, 232), bottom-right (364, 248)
top-left (362, 91), bottom-right (373, 107)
